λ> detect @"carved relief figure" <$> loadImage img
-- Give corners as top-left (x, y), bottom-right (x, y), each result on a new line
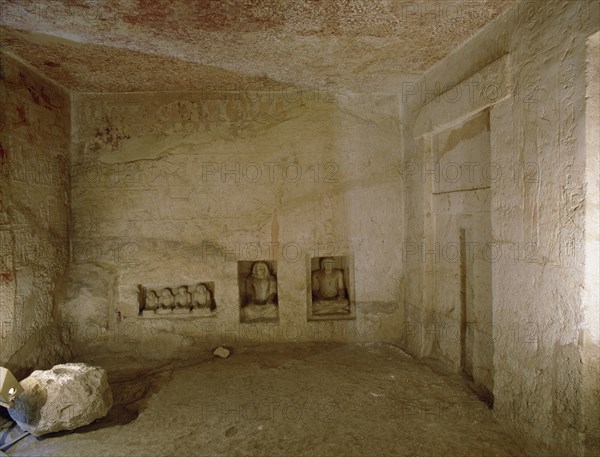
top-left (175, 286), bottom-right (192, 308)
top-left (311, 257), bottom-right (350, 315)
top-left (157, 288), bottom-right (174, 314)
top-left (192, 284), bottom-right (210, 309)
top-left (173, 286), bottom-right (192, 313)
top-left (145, 290), bottom-right (159, 311)
top-left (241, 261), bottom-right (278, 322)
top-left (140, 283), bottom-right (217, 317)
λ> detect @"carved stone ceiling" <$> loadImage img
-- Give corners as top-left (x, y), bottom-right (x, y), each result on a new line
top-left (0, 0), bottom-right (512, 93)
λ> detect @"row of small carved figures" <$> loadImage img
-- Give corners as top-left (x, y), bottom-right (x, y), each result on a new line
top-left (143, 284), bottom-right (213, 312)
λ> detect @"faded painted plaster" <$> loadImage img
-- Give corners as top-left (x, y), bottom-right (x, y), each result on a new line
top-left (0, 0), bottom-right (511, 93)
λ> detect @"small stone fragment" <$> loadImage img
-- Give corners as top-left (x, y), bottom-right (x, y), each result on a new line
top-left (213, 347), bottom-right (230, 359)
top-left (8, 363), bottom-right (113, 436)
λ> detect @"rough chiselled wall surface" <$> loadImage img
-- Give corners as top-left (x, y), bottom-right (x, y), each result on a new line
top-left (0, 52), bottom-right (71, 378)
top-left (583, 30), bottom-right (600, 456)
top-left (66, 89), bottom-right (403, 359)
top-left (402, 1), bottom-right (600, 454)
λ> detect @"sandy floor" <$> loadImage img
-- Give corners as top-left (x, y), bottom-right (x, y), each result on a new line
top-left (2, 343), bottom-right (547, 457)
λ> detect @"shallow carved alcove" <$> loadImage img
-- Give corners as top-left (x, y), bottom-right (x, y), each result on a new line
top-left (138, 282), bottom-right (216, 317)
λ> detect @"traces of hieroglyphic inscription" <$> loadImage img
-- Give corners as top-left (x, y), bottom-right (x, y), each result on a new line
top-left (71, 238), bottom-right (140, 266)
top-left (90, 115), bottom-right (131, 152)
top-left (10, 227), bottom-right (68, 269)
top-left (77, 92), bottom-right (306, 139)
top-left (72, 158), bottom-right (187, 188)
top-left (5, 137), bottom-right (68, 186)
top-left (515, 47), bottom-right (561, 264)
top-left (0, 230), bottom-right (15, 283)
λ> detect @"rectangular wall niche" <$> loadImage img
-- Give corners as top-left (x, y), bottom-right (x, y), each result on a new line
top-left (308, 256), bottom-right (355, 321)
top-left (139, 283), bottom-right (216, 317)
top-left (238, 261), bottom-right (279, 323)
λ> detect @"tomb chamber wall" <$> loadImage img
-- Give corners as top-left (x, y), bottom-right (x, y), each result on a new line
top-left (65, 88), bottom-right (404, 358)
top-left (400, 1), bottom-right (599, 455)
top-left (0, 52), bottom-right (71, 378)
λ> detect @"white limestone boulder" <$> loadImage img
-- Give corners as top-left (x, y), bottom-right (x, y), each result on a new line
top-left (8, 363), bottom-right (113, 436)
top-left (213, 347), bottom-right (231, 359)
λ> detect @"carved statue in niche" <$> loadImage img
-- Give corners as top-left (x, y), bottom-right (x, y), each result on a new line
top-left (241, 261), bottom-right (278, 322)
top-left (311, 257), bottom-right (350, 315)
top-left (173, 286), bottom-right (192, 314)
top-left (246, 262), bottom-right (277, 305)
top-left (156, 288), bottom-right (174, 314)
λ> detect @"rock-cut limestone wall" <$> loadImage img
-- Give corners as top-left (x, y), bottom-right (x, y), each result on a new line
top-left (401, 1), bottom-right (599, 455)
top-left (65, 88), bottom-right (404, 359)
top-left (0, 52), bottom-right (71, 378)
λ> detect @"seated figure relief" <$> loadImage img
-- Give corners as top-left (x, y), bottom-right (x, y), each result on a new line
top-left (142, 290), bottom-right (159, 316)
top-left (192, 284), bottom-right (210, 308)
top-left (311, 257), bottom-right (350, 315)
top-left (173, 286), bottom-right (192, 313)
top-left (241, 261), bottom-right (278, 322)
top-left (156, 288), bottom-right (175, 314)
top-left (191, 283), bottom-right (214, 315)
top-left (145, 290), bottom-right (159, 310)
